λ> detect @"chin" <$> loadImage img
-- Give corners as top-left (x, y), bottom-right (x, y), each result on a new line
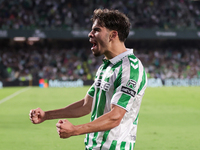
top-left (93, 53), bottom-right (101, 57)
top-left (93, 51), bottom-right (102, 57)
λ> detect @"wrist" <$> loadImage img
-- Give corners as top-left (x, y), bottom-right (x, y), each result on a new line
top-left (43, 111), bottom-right (49, 121)
top-left (73, 125), bottom-right (81, 136)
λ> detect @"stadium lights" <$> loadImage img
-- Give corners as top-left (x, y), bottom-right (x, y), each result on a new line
top-left (28, 37), bottom-right (40, 41)
top-left (13, 37), bottom-right (40, 43)
top-left (13, 37), bottom-right (26, 41)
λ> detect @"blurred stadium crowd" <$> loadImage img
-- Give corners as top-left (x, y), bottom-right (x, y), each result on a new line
top-left (0, 40), bottom-right (200, 82)
top-left (0, 0), bottom-right (200, 83)
top-left (0, 0), bottom-right (200, 30)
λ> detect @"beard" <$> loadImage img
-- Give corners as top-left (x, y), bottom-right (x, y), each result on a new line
top-left (91, 48), bottom-right (103, 57)
top-left (93, 52), bottom-right (102, 57)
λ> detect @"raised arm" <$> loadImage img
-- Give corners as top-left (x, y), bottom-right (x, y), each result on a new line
top-left (29, 94), bottom-right (93, 124)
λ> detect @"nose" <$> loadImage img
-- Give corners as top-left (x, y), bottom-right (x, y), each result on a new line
top-left (88, 31), bottom-right (93, 38)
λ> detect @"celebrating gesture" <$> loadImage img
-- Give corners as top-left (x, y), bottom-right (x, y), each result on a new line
top-left (30, 8), bottom-right (147, 150)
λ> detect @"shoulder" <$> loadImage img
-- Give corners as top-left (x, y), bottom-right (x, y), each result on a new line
top-left (119, 54), bottom-right (145, 78)
top-left (121, 54), bottom-right (140, 67)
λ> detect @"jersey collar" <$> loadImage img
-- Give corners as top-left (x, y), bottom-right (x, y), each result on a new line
top-left (109, 48), bottom-right (133, 65)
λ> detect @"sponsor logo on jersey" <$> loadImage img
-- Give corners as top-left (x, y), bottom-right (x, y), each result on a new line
top-left (121, 86), bottom-right (136, 97)
top-left (131, 63), bottom-right (138, 69)
top-left (95, 79), bottom-right (111, 91)
top-left (130, 58), bottom-right (138, 69)
top-left (95, 79), bottom-right (102, 87)
top-left (130, 58), bottom-right (138, 63)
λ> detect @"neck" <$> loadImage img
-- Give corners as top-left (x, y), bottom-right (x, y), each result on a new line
top-left (104, 42), bottom-right (127, 60)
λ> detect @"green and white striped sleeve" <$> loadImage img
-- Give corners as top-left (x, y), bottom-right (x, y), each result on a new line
top-left (111, 55), bottom-right (147, 111)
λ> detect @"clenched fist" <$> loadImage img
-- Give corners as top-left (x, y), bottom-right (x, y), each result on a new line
top-left (29, 108), bottom-right (45, 124)
top-left (56, 119), bottom-right (77, 138)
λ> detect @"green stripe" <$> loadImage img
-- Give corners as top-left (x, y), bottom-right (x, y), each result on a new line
top-left (89, 132), bottom-right (98, 150)
top-left (88, 84), bottom-right (95, 97)
top-left (113, 65), bottom-right (123, 94)
top-left (120, 141), bottom-right (126, 150)
top-left (89, 61), bottom-right (111, 149)
top-left (85, 133), bottom-right (90, 147)
top-left (91, 65), bottom-right (104, 122)
top-left (100, 130), bottom-right (111, 150)
top-left (91, 62), bottom-right (107, 121)
top-left (91, 89), bottom-right (100, 121)
top-left (97, 90), bottom-right (106, 117)
top-left (97, 65), bottom-right (118, 117)
top-left (113, 61), bottom-right (123, 89)
top-left (133, 113), bottom-right (139, 125)
top-left (109, 140), bottom-right (117, 150)
top-left (129, 142), bottom-right (135, 150)
top-left (89, 86), bottom-right (100, 148)
top-left (137, 68), bottom-right (147, 94)
top-left (117, 93), bottom-right (131, 108)
top-left (128, 55), bottom-right (139, 83)
top-left (129, 142), bottom-right (132, 150)
top-left (133, 143), bottom-right (135, 149)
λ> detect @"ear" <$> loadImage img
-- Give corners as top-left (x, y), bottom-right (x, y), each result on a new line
top-left (109, 31), bottom-right (118, 41)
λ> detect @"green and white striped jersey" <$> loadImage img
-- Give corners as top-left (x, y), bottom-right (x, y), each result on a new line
top-left (85, 49), bottom-right (147, 150)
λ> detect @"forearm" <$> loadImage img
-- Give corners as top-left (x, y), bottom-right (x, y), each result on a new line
top-left (45, 99), bottom-right (91, 120)
top-left (74, 113), bottom-right (118, 135)
top-left (73, 105), bottom-right (126, 136)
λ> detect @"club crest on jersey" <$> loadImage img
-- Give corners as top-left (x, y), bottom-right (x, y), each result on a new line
top-left (106, 69), bottom-right (114, 78)
top-left (121, 86), bottom-right (136, 97)
top-left (126, 79), bottom-right (137, 89)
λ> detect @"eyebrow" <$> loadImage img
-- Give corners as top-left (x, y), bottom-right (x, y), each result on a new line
top-left (92, 26), bottom-right (101, 31)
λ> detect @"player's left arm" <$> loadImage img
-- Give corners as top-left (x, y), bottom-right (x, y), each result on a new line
top-left (56, 104), bottom-right (126, 138)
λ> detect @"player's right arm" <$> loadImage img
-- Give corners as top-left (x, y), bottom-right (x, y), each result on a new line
top-left (29, 94), bottom-right (93, 124)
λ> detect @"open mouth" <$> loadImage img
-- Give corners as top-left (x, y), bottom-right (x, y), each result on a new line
top-left (92, 43), bottom-right (97, 49)
top-left (90, 41), bottom-right (97, 50)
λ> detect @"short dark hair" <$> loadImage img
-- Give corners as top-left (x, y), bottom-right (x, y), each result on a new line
top-left (91, 9), bottom-right (131, 42)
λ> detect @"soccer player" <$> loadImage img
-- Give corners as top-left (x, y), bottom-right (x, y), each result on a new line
top-left (29, 8), bottom-right (147, 150)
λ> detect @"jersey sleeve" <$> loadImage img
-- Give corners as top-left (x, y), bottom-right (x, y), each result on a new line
top-left (87, 64), bottom-right (104, 98)
top-left (87, 83), bottom-right (95, 97)
top-left (111, 56), bottom-right (147, 111)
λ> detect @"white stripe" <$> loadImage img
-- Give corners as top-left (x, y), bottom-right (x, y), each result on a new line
top-left (137, 60), bottom-right (147, 96)
top-left (121, 57), bottom-right (131, 87)
top-left (87, 132), bottom-right (95, 149)
top-left (0, 87), bottom-right (31, 105)
top-left (138, 73), bottom-right (148, 95)
top-left (101, 140), bottom-right (112, 149)
top-left (136, 60), bottom-right (143, 91)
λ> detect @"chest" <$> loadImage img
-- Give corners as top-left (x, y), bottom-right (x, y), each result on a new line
top-left (94, 65), bottom-right (119, 93)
